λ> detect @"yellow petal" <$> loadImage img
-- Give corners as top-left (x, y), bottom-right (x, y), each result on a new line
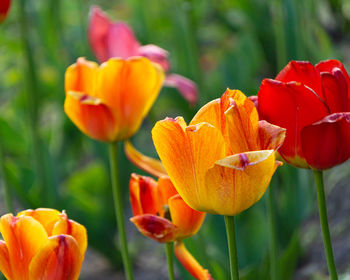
top-left (258, 120), bottom-right (286, 150)
top-left (168, 194), bottom-right (205, 239)
top-left (29, 235), bottom-right (83, 280)
top-left (124, 140), bottom-right (167, 178)
top-left (204, 150), bottom-right (279, 215)
top-left (0, 241), bottom-right (12, 280)
top-left (152, 117), bottom-right (226, 212)
top-left (0, 214), bottom-right (48, 280)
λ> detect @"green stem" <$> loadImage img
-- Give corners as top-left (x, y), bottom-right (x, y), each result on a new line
top-left (313, 170), bottom-right (338, 280)
top-left (108, 142), bottom-right (134, 280)
top-left (165, 242), bottom-right (175, 280)
top-left (267, 186), bottom-right (278, 280)
top-left (0, 146), bottom-right (13, 213)
top-left (224, 216), bottom-right (239, 280)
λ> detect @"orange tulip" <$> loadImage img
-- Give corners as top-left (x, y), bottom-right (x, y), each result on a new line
top-left (64, 56), bottom-right (164, 142)
top-left (152, 89), bottom-right (286, 216)
top-left (0, 208), bottom-right (87, 280)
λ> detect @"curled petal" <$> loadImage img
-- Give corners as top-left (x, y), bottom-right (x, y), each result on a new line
top-left (130, 214), bottom-right (177, 243)
top-left (258, 120), bottom-right (286, 150)
top-left (164, 74), bottom-right (198, 106)
top-left (29, 235), bottom-right (83, 280)
top-left (204, 150), bottom-right (280, 215)
top-left (168, 194), bottom-right (205, 239)
top-left (64, 91), bottom-right (117, 142)
top-left (157, 177), bottom-right (178, 217)
top-left (301, 113), bottom-right (350, 170)
top-left (138, 44), bottom-right (170, 71)
top-left (0, 241), bottom-right (11, 280)
top-left (129, 173), bottom-right (159, 216)
top-left (124, 141), bottom-right (167, 178)
top-left (174, 242), bottom-right (213, 280)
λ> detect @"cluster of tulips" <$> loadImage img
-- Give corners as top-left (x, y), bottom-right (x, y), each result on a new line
top-left (1, 2), bottom-right (350, 280)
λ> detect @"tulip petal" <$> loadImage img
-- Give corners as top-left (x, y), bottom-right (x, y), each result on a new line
top-left (124, 140), bottom-right (167, 178)
top-left (0, 214), bottom-right (48, 279)
top-left (258, 120), bottom-right (286, 150)
top-left (138, 44), bottom-right (170, 71)
top-left (276, 60), bottom-right (324, 99)
top-left (0, 0), bottom-right (11, 24)
top-left (204, 150), bottom-right (279, 215)
top-left (301, 113), bottom-right (350, 170)
top-left (64, 91), bottom-right (117, 142)
top-left (164, 74), bottom-right (198, 105)
top-left (96, 57), bottom-right (164, 139)
top-left (168, 194), bottom-right (205, 239)
top-left (258, 79), bottom-right (329, 168)
top-left (129, 173), bottom-right (159, 216)
top-left (130, 214), bottom-right (178, 243)
top-left (152, 117), bottom-right (226, 211)
top-left (52, 215), bottom-right (88, 256)
top-left (17, 208), bottom-right (61, 236)
top-left (29, 235), bottom-right (82, 280)
top-left (174, 242), bottom-right (213, 280)
top-left (157, 176), bottom-right (178, 217)
top-left (0, 241), bottom-right (11, 280)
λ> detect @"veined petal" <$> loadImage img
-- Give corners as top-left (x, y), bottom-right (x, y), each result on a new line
top-left (124, 140), bottom-right (167, 178)
top-left (129, 173), bottom-right (159, 216)
top-left (174, 242), bottom-right (213, 280)
top-left (51, 215), bottom-right (88, 256)
top-left (204, 150), bottom-right (279, 215)
top-left (301, 113), bottom-right (350, 170)
top-left (258, 79), bottom-right (329, 168)
top-left (0, 241), bottom-right (11, 280)
top-left (0, 214), bottom-right (48, 280)
top-left (258, 120), bottom-right (286, 150)
top-left (164, 74), bottom-right (198, 105)
top-left (152, 117), bottom-right (226, 211)
top-left (64, 91), bottom-right (117, 142)
top-left (17, 208), bottom-right (61, 236)
top-left (168, 194), bottom-right (205, 239)
top-left (29, 235), bottom-right (82, 280)
top-left (130, 214), bottom-right (177, 243)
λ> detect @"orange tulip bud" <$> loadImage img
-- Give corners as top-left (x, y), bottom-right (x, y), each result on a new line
top-left (0, 208), bottom-right (87, 280)
top-left (152, 89), bottom-right (285, 216)
top-left (64, 57), bottom-right (164, 142)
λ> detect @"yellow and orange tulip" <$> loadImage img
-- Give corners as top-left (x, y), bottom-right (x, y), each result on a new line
top-left (0, 208), bottom-right (87, 280)
top-left (64, 57), bottom-right (164, 142)
top-left (152, 89), bottom-right (286, 216)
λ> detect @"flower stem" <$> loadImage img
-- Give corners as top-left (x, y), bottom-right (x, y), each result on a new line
top-left (165, 242), bottom-right (175, 280)
top-left (108, 142), bottom-right (134, 280)
top-left (313, 170), bottom-right (338, 280)
top-left (267, 185), bottom-right (278, 280)
top-left (0, 145), bottom-right (13, 213)
top-left (224, 215), bottom-right (239, 280)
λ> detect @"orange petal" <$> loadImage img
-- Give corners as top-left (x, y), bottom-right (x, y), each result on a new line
top-left (124, 140), bottom-right (167, 178)
top-left (204, 150), bottom-right (279, 215)
top-left (29, 235), bottom-right (83, 280)
top-left (65, 58), bottom-right (98, 96)
top-left (0, 241), bottom-right (12, 280)
top-left (174, 242), bottom-right (213, 280)
top-left (0, 214), bottom-right (48, 279)
top-left (130, 214), bottom-right (177, 243)
top-left (168, 194), bottom-right (205, 239)
top-left (64, 91), bottom-right (117, 142)
top-left (258, 120), bottom-right (286, 150)
top-left (129, 173), bottom-right (159, 216)
top-left (152, 117), bottom-right (226, 212)
top-left (51, 214), bottom-right (88, 256)
top-left (17, 208), bottom-right (61, 236)
top-left (96, 57), bottom-right (164, 139)
top-left (157, 176), bottom-right (178, 217)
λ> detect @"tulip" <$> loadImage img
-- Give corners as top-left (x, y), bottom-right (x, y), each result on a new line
top-left (258, 59), bottom-right (350, 170)
top-left (88, 6), bottom-right (198, 105)
top-left (0, 208), bottom-right (87, 280)
top-left (0, 0), bottom-right (11, 23)
top-left (64, 56), bottom-right (164, 142)
top-left (129, 173), bottom-right (212, 280)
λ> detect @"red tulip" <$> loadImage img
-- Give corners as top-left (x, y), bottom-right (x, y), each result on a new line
top-left (88, 6), bottom-right (198, 105)
top-left (258, 59), bottom-right (350, 170)
top-left (0, 0), bottom-right (11, 23)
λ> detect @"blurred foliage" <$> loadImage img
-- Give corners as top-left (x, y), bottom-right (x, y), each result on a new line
top-left (0, 0), bottom-right (350, 279)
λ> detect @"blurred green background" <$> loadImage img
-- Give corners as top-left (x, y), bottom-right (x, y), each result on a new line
top-left (1, 0), bottom-right (350, 279)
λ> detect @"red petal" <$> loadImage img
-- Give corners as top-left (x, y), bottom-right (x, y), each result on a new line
top-left (276, 60), bottom-right (325, 100)
top-left (258, 79), bottom-right (329, 168)
top-left (0, 0), bottom-right (11, 24)
top-left (301, 113), bottom-right (350, 170)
